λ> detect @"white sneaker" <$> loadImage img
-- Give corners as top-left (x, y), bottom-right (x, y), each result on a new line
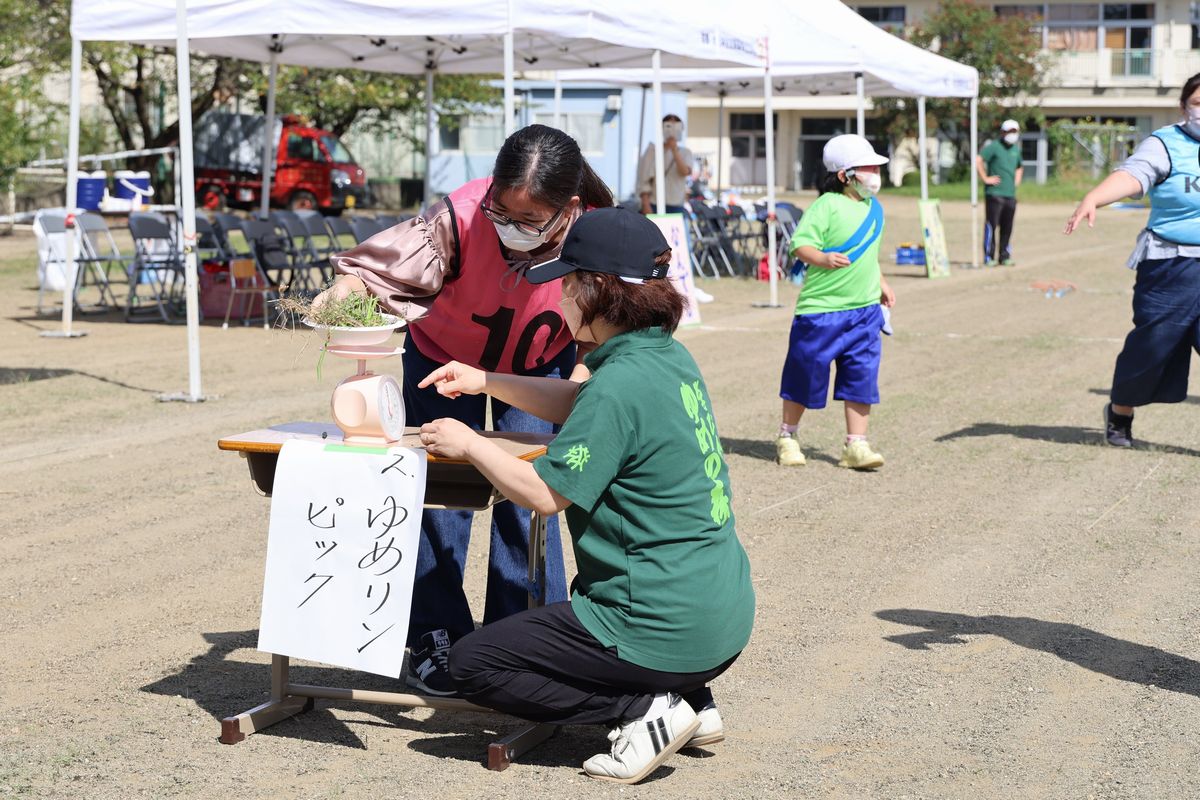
top-left (686, 704), bottom-right (724, 748)
top-left (693, 287), bottom-right (715, 303)
top-left (582, 694), bottom-right (700, 784)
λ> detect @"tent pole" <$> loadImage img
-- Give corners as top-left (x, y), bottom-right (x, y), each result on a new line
top-left (260, 52), bottom-right (278, 219)
top-left (715, 88), bottom-right (725, 199)
top-left (553, 72), bottom-right (562, 128)
top-left (44, 36), bottom-right (85, 339)
top-left (918, 95), bottom-right (928, 201)
top-left (504, 0), bottom-right (515, 136)
top-left (970, 95), bottom-right (979, 268)
top-left (652, 50), bottom-right (665, 215)
top-left (765, 52), bottom-right (779, 307)
top-left (425, 68), bottom-right (434, 209)
top-left (855, 72), bottom-right (865, 136)
top-left (172, 0), bottom-right (204, 402)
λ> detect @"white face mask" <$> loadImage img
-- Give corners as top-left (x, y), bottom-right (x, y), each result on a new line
top-left (1183, 107), bottom-right (1200, 137)
top-left (493, 222), bottom-right (554, 252)
top-left (558, 290), bottom-right (594, 343)
top-left (851, 171), bottom-right (882, 198)
top-left (663, 121), bottom-right (683, 141)
top-left (1003, 132), bottom-right (1020, 145)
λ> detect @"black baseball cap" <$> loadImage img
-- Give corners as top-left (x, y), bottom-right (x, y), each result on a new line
top-left (524, 207), bottom-right (671, 285)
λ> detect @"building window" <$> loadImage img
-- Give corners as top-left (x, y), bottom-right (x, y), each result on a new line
top-left (438, 114), bottom-right (505, 153)
top-left (731, 113), bottom-right (777, 131)
top-left (856, 5), bottom-right (906, 33)
top-left (531, 112), bottom-right (606, 154)
top-left (1191, 2), bottom-right (1200, 48)
top-left (992, 3), bottom-right (1153, 54)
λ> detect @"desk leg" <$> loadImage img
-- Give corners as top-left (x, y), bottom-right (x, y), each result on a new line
top-left (487, 722), bottom-right (559, 771)
top-left (527, 510), bottom-right (547, 610)
top-left (219, 654), bottom-right (314, 744)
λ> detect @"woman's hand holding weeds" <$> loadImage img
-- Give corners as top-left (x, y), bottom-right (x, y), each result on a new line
top-left (312, 274), bottom-right (367, 310)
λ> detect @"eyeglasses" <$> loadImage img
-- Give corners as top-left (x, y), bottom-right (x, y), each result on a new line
top-left (480, 190), bottom-right (566, 237)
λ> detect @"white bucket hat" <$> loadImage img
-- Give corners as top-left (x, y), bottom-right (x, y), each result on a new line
top-left (1001, 119), bottom-right (1021, 131)
top-left (822, 134), bottom-right (890, 173)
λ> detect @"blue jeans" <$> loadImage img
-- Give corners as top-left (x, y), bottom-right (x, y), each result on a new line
top-left (1111, 256), bottom-right (1200, 407)
top-left (402, 338), bottom-right (571, 645)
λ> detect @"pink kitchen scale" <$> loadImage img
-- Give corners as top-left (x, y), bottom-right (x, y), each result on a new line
top-left (306, 314), bottom-right (408, 445)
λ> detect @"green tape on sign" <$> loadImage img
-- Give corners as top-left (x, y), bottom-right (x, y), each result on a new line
top-left (324, 444), bottom-right (390, 455)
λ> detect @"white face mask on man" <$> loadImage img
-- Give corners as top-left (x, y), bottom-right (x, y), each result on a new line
top-left (1003, 131), bottom-right (1020, 145)
top-left (663, 121), bottom-right (683, 141)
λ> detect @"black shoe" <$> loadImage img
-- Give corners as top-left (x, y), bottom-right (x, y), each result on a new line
top-left (405, 628), bottom-right (457, 696)
top-left (1104, 403), bottom-right (1133, 448)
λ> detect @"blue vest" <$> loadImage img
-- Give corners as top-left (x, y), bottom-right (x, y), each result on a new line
top-left (1147, 124), bottom-right (1200, 246)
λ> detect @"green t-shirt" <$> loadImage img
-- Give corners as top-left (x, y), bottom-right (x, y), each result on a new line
top-left (789, 191), bottom-right (883, 315)
top-left (533, 328), bottom-right (755, 673)
top-left (980, 139), bottom-right (1022, 198)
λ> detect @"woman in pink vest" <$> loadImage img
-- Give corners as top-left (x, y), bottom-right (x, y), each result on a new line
top-left (316, 125), bottom-right (613, 695)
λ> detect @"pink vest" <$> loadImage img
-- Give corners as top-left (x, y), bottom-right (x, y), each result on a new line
top-left (408, 178), bottom-right (574, 373)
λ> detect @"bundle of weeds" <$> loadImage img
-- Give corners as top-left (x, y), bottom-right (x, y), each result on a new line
top-left (276, 289), bottom-right (389, 328)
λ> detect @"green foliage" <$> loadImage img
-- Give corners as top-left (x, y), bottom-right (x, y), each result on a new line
top-left (1045, 118), bottom-right (1139, 179)
top-left (0, 0), bottom-right (71, 179)
top-left (873, 0), bottom-right (1048, 168)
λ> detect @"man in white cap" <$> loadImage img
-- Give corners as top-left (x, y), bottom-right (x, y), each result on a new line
top-left (975, 119), bottom-right (1024, 266)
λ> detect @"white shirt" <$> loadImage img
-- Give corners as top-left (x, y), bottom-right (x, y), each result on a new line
top-left (637, 144), bottom-right (693, 207)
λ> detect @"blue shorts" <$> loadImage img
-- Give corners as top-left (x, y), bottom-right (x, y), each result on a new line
top-left (780, 304), bottom-right (883, 409)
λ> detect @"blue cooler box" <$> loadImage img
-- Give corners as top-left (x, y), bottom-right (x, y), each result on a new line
top-left (114, 170), bottom-right (153, 205)
top-left (895, 245), bottom-right (926, 265)
top-left (76, 170), bottom-right (106, 211)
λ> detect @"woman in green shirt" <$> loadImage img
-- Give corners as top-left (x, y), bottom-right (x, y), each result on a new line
top-left (417, 207), bottom-right (755, 785)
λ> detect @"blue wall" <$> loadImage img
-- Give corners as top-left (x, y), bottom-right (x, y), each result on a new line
top-left (427, 82), bottom-right (689, 204)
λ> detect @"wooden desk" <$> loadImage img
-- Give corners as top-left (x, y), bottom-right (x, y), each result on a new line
top-left (217, 422), bottom-right (557, 770)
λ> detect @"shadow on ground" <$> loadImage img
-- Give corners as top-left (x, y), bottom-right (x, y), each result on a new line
top-left (142, 629), bottom-right (647, 776)
top-left (721, 437), bottom-right (839, 466)
top-left (877, 609), bottom-right (1200, 698)
top-left (0, 365), bottom-right (161, 394)
top-left (935, 422), bottom-right (1200, 458)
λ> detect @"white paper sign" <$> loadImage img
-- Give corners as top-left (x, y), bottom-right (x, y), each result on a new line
top-left (649, 213), bottom-right (701, 327)
top-left (258, 440), bottom-right (428, 677)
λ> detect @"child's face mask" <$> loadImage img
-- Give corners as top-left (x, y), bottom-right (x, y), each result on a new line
top-left (663, 121), bottom-right (683, 141)
top-left (849, 170), bottom-right (882, 199)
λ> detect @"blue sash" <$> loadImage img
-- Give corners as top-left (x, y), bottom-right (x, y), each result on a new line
top-left (822, 198), bottom-right (883, 263)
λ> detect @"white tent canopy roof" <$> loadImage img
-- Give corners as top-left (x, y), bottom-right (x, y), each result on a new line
top-left (557, 0), bottom-right (978, 98)
top-left (70, 0), bottom-right (768, 71)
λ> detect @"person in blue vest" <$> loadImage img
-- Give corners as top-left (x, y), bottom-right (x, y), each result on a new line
top-left (1065, 73), bottom-right (1200, 447)
top-left (775, 134), bottom-right (896, 469)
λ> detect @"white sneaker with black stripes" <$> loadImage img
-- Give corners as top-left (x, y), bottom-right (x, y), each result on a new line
top-left (582, 694), bottom-right (700, 784)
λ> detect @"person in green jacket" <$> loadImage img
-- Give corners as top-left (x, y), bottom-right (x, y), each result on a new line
top-left (977, 118), bottom-right (1024, 266)
top-left (416, 207), bottom-right (754, 785)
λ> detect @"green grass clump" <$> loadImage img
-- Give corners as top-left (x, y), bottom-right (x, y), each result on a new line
top-left (278, 290), bottom-right (389, 328)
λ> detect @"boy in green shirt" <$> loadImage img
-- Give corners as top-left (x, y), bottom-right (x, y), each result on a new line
top-left (776, 134), bottom-right (896, 470)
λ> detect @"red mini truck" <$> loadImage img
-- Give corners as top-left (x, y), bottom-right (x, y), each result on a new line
top-left (194, 111), bottom-right (369, 214)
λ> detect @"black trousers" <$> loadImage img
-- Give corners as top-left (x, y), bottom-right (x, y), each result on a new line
top-left (1111, 256), bottom-right (1200, 407)
top-left (448, 601), bottom-right (739, 726)
top-left (984, 195), bottom-right (1017, 262)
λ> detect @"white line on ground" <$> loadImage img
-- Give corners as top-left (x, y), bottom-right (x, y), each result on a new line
top-left (751, 482), bottom-right (833, 517)
top-left (1086, 457), bottom-right (1165, 532)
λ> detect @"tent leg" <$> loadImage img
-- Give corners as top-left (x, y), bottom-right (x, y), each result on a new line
top-left (917, 96), bottom-right (928, 202)
top-left (260, 53), bottom-right (278, 219)
top-left (425, 68), bottom-right (435, 210)
top-left (652, 50), bottom-right (664, 216)
top-left (855, 72), bottom-right (865, 136)
top-left (970, 96), bottom-right (979, 269)
top-left (43, 37), bottom-right (86, 340)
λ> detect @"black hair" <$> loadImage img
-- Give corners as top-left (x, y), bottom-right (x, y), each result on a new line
top-left (491, 124), bottom-right (614, 210)
top-left (662, 114), bottom-right (682, 123)
top-left (1182, 73), bottom-right (1200, 109)
top-left (818, 168), bottom-right (848, 196)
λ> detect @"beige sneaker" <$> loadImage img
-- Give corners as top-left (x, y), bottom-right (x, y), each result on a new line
top-left (775, 435), bottom-right (806, 466)
top-left (838, 439), bottom-right (884, 470)
top-left (686, 704), bottom-right (725, 748)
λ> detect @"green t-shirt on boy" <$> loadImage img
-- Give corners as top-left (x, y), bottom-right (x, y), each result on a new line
top-left (533, 328), bottom-right (755, 674)
top-left (789, 191), bottom-right (883, 316)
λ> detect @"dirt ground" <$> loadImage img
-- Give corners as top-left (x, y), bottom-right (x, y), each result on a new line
top-left (3, 195), bottom-right (1199, 800)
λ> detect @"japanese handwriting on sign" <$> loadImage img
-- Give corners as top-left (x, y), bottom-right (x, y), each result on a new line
top-left (680, 380), bottom-right (731, 525)
top-left (259, 442), bottom-right (429, 679)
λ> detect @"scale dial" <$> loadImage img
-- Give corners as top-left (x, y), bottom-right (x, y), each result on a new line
top-left (378, 375), bottom-right (404, 441)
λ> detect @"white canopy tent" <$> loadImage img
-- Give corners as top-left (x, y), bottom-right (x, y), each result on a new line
top-left (558, 0), bottom-right (980, 306)
top-left (66, 0), bottom-right (768, 400)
